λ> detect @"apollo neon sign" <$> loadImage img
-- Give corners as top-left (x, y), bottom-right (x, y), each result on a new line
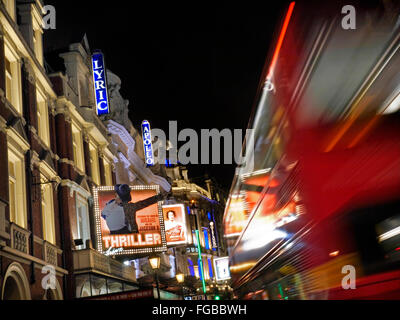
top-left (91, 51), bottom-right (110, 115)
top-left (141, 120), bottom-right (154, 166)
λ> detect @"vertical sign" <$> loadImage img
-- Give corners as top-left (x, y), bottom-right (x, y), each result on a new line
top-left (141, 120), bottom-right (154, 166)
top-left (209, 221), bottom-right (218, 249)
top-left (91, 51), bottom-right (110, 115)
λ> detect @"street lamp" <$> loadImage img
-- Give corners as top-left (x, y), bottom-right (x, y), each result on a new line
top-left (176, 272), bottom-right (185, 300)
top-left (149, 255), bottom-right (161, 300)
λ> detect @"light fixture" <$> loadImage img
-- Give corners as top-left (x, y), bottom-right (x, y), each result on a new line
top-left (176, 272), bottom-right (185, 283)
top-left (149, 255), bottom-right (161, 270)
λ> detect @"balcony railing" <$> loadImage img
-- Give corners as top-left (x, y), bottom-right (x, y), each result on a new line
top-left (10, 223), bottom-right (31, 254)
top-left (73, 248), bottom-right (136, 283)
top-left (43, 240), bottom-right (59, 266)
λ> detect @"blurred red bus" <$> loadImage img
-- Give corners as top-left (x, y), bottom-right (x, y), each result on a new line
top-left (224, 0), bottom-right (400, 300)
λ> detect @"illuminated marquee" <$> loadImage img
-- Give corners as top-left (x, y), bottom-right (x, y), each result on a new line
top-left (92, 51), bottom-right (110, 115)
top-left (93, 185), bottom-right (167, 256)
top-left (141, 120), bottom-right (154, 166)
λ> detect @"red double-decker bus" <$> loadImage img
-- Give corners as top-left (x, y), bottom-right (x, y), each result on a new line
top-left (224, 0), bottom-right (400, 299)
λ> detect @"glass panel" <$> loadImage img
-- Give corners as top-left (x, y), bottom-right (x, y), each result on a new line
top-left (107, 279), bottom-right (123, 294)
top-left (75, 274), bottom-right (91, 298)
top-left (90, 275), bottom-right (107, 296)
top-left (8, 180), bottom-right (15, 223)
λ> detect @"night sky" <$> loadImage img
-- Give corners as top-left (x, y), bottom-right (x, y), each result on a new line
top-left (43, 0), bottom-right (290, 191)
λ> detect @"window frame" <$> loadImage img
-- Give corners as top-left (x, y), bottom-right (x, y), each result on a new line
top-left (7, 146), bottom-right (27, 229)
top-left (4, 38), bottom-right (22, 114)
top-left (40, 173), bottom-right (56, 244)
top-left (36, 86), bottom-right (50, 147)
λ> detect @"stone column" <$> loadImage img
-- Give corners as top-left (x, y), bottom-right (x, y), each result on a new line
top-left (49, 100), bottom-right (57, 156)
top-left (21, 58), bottom-right (37, 134)
top-left (0, 23), bottom-right (5, 96)
top-left (0, 116), bottom-right (9, 244)
top-left (82, 129), bottom-right (92, 178)
top-left (98, 147), bottom-right (106, 186)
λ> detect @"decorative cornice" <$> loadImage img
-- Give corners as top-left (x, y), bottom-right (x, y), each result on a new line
top-left (82, 128), bottom-right (90, 143)
top-left (0, 115), bottom-right (7, 133)
top-left (58, 158), bottom-right (74, 166)
top-left (30, 150), bottom-right (40, 170)
top-left (21, 58), bottom-right (36, 84)
top-left (59, 179), bottom-right (91, 199)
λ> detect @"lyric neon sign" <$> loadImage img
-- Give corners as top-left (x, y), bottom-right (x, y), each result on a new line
top-left (92, 51), bottom-right (110, 115)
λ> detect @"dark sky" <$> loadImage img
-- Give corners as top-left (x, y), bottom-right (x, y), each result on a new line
top-left (43, 0), bottom-right (289, 191)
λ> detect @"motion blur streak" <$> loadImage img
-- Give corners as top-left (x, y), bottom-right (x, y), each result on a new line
top-left (267, 1), bottom-right (296, 80)
top-left (223, 0), bottom-right (400, 300)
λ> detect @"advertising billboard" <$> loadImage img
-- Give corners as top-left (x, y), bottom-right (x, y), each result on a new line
top-left (162, 204), bottom-right (188, 246)
top-left (93, 185), bottom-right (167, 255)
top-left (214, 256), bottom-right (231, 281)
top-left (91, 51), bottom-right (110, 116)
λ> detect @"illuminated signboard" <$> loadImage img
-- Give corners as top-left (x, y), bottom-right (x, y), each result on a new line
top-left (91, 51), bottom-right (110, 115)
top-left (141, 120), bottom-right (154, 166)
top-left (162, 204), bottom-right (188, 246)
top-left (209, 221), bottom-right (218, 249)
top-left (93, 185), bottom-right (167, 255)
top-left (213, 256), bottom-right (231, 281)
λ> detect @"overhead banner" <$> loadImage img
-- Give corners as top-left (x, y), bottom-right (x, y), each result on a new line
top-left (141, 120), bottom-right (154, 166)
top-left (93, 185), bottom-right (167, 255)
top-left (162, 204), bottom-right (188, 246)
top-left (214, 256), bottom-right (231, 281)
top-left (91, 51), bottom-right (110, 115)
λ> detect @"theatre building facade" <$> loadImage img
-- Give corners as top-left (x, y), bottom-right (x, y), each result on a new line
top-left (0, 0), bottom-right (227, 300)
top-left (0, 0), bottom-right (140, 300)
top-left (0, 0), bottom-right (65, 300)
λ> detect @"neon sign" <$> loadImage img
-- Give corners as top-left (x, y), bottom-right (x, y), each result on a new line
top-left (92, 51), bottom-right (110, 115)
top-left (141, 120), bottom-right (154, 166)
top-left (210, 221), bottom-right (218, 249)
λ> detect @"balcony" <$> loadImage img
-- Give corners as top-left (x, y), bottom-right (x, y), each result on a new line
top-left (10, 223), bottom-right (31, 254)
top-left (72, 248), bottom-right (136, 283)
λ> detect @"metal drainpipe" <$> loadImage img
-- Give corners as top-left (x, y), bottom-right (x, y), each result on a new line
top-left (57, 184), bottom-right (68, 299)
top-left (25, 149), bottom-right (35, 283)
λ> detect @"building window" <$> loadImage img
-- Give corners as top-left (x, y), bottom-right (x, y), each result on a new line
top-left (72, 123), bottom-right (85, 172)
top-left (208, 258), bottom-right (214, 279)
top-left (79, 78), bottom-right (89, 107)
top-left (76, 196), bottom-right (90, 250)
top-left (33, 29), bottom-right (43, 65)
top-left (4, 0), bottom-right (16, 20)
top-left (36, 88), bottom-right (50, 147)
top-left (89, 143), bottom-right (100, 185)
top-left (187, 258), bottom-right (195, 277)
top-left (4, 44), bottom-right (22, 114)
top-left (202, 227), bottom-right (211, 250)
top-left (103, 159), bottom-right (113, 185)
top-left (5, 58), bottom-right (12, 103)
top-left (41, 175), bottom-right (55, 244)
top-left (8, 150), bottom-right (27, 228)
